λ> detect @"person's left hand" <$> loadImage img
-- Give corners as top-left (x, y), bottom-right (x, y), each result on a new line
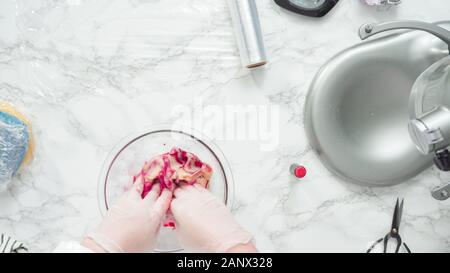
top-left (83, 180), bottom-right (172, 253)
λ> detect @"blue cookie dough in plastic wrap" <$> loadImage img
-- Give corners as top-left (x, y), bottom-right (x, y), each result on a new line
top-left (0, 111), bottom-right (30, 192)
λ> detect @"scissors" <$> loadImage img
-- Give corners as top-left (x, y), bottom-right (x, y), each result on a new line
top-left (367, 198), bottom-right (411, 253)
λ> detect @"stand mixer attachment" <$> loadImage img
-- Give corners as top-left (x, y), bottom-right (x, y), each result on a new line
top-left (360, 20), bottom-right (450, 200)
top-left (409, 56), bottom-right (450, 201)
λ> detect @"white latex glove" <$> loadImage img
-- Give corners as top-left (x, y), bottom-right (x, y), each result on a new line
top-left (86, 180), bottom-right (172, 253)
top-left (171, 184), bottom-right (253, 252)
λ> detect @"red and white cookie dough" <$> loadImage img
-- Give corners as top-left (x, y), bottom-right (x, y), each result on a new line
top-left (133, 147), bottom-right (213, 228)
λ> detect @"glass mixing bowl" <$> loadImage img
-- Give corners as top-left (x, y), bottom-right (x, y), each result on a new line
top-left (98, 126), bottom-right (234, 252)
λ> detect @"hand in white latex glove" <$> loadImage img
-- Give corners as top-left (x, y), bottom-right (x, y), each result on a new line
top-left (84, 180), bottom-right (172, 253)
top-left (171, 184), bottom-right (254, 252)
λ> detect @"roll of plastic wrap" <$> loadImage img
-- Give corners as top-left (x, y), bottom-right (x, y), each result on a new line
top-left (227, 0), bottom-right (267, 68)
top-left (0, 102), bottom-right (34, 192)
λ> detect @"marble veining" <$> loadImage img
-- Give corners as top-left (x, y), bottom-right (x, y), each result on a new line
top-left (0, 0), bottom-right (450, 252)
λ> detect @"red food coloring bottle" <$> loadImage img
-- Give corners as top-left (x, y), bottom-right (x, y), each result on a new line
top-left (290, 164), bottom-right (307, 179)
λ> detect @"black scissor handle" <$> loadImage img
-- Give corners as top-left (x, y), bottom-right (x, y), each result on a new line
top-left (403, 243), bottom-right (411, 253)
top-left (367, 236), bottom-right (411, 253)
top-left (366, 238), bottom-right (383, 253)
top-left (383, 234), bottom-right (402, 253)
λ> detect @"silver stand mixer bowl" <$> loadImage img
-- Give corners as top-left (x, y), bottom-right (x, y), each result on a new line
top-left (305, 21), bottom-right (450, 186)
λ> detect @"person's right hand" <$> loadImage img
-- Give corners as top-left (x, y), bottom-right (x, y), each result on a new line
top-left (170, 184), bottom-right (255, 252)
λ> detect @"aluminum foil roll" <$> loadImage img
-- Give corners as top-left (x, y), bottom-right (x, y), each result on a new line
top-left (227, 0), bottom-right (267, 68)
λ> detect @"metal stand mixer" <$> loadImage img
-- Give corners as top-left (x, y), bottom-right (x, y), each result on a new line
top-left (408, 55), bottom-right (450, 201)
top-left (360, 21), bottom-right (450, 200)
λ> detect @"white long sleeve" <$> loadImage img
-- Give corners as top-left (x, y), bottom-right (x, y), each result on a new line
top-left (53, 241), bottom-right (94, 253)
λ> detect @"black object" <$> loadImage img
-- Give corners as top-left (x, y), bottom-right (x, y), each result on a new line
top-left (434, 149), bottom-right (450, 172)
top-left (367, 198), bottom-right (411, 253)
top-left (274, 0), bottom-right (339, 17)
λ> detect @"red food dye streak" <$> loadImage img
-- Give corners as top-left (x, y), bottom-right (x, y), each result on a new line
top-left (194, 160), bottom-right (203, 168)
top-left (163, 221), bottom-right (176, 229)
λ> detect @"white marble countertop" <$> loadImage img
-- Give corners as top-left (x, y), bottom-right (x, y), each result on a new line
top-left (1, 0), bottom-right (450, 253)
